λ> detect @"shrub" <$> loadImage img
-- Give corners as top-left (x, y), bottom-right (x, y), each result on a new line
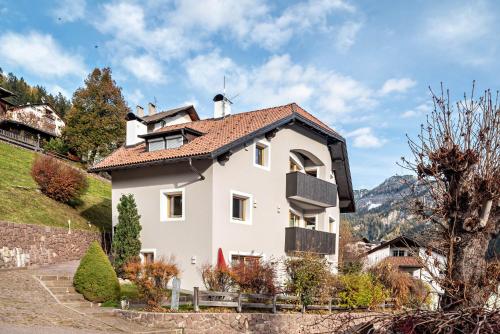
top-left (200, 264), bottom-right (235, 292)
top-left (370, 262), bottom-right (431, 308)
top-left (73, 241), bottom-right (120, 303)
top-left (336, 273), bottom-right (388, 309)
top-left (231, 259), bottom-right (277, 295)
top-left (284, 253), bottom-right (333, 306)
top-left (31, 154), bottom-right (88, 204)
top-left (43, 138), bottom-right (69, 156)
top-left (111, 194), bottom-right (142, 276)
top-left (124, 258), bottom-right (179, 311)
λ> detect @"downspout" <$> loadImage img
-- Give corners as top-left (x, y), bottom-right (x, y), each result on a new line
top-left (189, 157), bottom-right (205, 180)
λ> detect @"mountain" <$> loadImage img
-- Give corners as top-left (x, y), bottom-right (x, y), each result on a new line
top-left (344, 175), bottom-right (428, 242)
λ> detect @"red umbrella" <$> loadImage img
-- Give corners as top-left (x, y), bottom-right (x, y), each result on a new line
top-left (216, 248), bottom-right (228, 271)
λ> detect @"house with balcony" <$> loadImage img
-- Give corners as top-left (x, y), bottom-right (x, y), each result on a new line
top-left (90, 95), bottom-right (355, 289)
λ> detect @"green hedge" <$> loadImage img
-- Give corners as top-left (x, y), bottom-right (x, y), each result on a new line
top-left (73, 241), bottom-right (120, 303)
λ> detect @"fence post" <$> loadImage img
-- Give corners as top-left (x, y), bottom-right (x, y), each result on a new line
top-left (237, 293), bottom-right (242, 313)
top-left (301, 303), bottom-right (305, 314)
top-left (193, 287), bottom-right (199, 312)
top-left (328, 298), bottom-right (332, 313)
top-left (272, 295), bottom-right (277, 314)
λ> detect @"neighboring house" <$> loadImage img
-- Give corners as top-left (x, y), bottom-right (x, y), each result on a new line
top-left (363, 235), bottom-right (445, 309)
top-left (91, 95), bottom-right (355, 289)
top-left (0, 86), bottom-right (15, 115)
top-left (0, 102), bottom-right (65, 143)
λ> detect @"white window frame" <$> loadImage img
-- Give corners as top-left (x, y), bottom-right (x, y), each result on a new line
top-left (253, 139), bottom-right (271, 171)
top-left (230, 190), bottom-right (253, 225)
top-left (289, 208), bottom-right (302, 228)
top-left (139, 248), bottom-right (157, 263)
top-left (392, 248), bottom-right (407, 257)
top-left (304, 214), bottom-right (318, 230)
top-left (160, 188), bottom-right (185, 222)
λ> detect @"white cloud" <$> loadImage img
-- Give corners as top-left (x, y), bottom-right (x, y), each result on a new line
top-left (0, 31), bottom-right (86, 77)
top-left (94, 0), bottom-right (357, 58)
top-left (52, 0), bottom-right (86, 23)
top-left (345, 127), bottom-right (386, 148)
top-left (336, 21), bottom-right (362, 52)
top-left (50, 85), bottom-right (70, 98)
top-left (185, 51), bottom-right (376, 124)
top-left (401, 101), bottom-right (432, 118)
top-left (379, 78), bottom-right (416, 95)
top-left (127, 89), bottom-right (144, 107)
top-left (122, 54), bottom-right (166, 83)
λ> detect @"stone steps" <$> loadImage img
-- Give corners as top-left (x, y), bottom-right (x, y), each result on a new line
top-left (50, 286), bottom-right (77, 294)
top-left (55, 293), bottom-right (86, 302)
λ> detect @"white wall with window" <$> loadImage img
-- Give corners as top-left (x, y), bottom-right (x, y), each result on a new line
top-left (148, 135), bottom-right (184, 152)
top-left (253, 139), bottom-right (271, 170)
top-left (160, 188), bottom-right (185, 222)
top-left (230, 190), bottom-right (253, 225)
top-left (140, 248), bottom-right (157, 264)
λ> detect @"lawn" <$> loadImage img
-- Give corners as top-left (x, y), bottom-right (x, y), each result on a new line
top-left (0, 142), bottom-right (112, 231)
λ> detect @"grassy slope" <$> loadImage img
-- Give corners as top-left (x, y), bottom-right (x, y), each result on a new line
top-left (0, 141), bottom-right (111, 231)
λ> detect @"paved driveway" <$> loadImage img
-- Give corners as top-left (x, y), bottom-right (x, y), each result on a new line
top-left (0, 263), bottom-right (177, 333)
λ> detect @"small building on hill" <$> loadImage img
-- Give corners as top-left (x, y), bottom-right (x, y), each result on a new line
top-left (0, 102), bottom-right (65, 145)
top-left (363, 235), bottom-right (445, 309)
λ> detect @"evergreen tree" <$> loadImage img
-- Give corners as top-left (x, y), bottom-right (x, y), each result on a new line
top-left (63, 67), bottom-right (130, 165)
top-left (112, 194), bottom-right (142, 276)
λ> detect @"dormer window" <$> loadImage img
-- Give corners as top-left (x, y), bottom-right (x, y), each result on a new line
top-left (148, 135), bottom-right (184, 152)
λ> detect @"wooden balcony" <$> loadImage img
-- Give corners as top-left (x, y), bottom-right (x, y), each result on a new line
top-left (285, 227), bottom-right (336, 255)
top-left (286, 171), bottom-right (337, 208)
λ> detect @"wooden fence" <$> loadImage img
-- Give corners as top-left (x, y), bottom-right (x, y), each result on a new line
top-left (191, 287), bottom-right (395, 313)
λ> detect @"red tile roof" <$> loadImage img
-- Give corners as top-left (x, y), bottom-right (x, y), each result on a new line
top-left (90, 103), bottom-right (340, 171)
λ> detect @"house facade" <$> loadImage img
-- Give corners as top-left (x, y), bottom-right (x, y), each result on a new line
top-left (363, 235), bottom-right (445, 309)
top-left (91, 97), bottom-right (355, 289)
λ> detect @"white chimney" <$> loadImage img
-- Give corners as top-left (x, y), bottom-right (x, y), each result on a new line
top-left (213, 94), bottom-right (232, 118)
top-left (136, 105), bottom-right (144, 117)
top-left (148, 102), bottom-right (156, 115)
top-left (126, 117), bottom-right (147, 146)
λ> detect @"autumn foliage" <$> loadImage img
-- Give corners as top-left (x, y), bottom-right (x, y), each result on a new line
top-left (124, 258), bottom-right (179, 311)
top-left (231, 260), bottom-right (277, 295)
top-left (31, 154), bottom-right (88, 204)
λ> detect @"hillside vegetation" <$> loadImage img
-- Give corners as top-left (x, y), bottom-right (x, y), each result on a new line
top-left (0, 142), bottom-right (111, 231)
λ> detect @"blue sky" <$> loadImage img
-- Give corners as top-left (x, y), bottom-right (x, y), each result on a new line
top-left (1, 0), bottom-right (499, 189)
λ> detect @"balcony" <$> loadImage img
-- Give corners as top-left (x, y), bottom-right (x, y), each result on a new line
top-left (285, 227), bottom-right (336, 255)
top-left (286, 171), bottom-right (337, 209)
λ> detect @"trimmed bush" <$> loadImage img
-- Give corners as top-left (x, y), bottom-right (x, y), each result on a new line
top-left (200, 264), bottom-right (235, 292)
top-left (336, 273), bottom-right (388, 308)
top-left (73, 241), bottom-right (120, 303)
top-left (31, 154), bottom-right (88, 204)
top-left (232, 259), bottom-right (277, 295)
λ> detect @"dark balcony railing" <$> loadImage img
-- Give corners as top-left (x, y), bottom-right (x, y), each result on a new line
top-left (285, 227), bottom-right (336, 255)
top-left (286, 171), bottom-right (337, 208)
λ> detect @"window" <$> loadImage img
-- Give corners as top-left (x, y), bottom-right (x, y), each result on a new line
top-left (230, 191), bottom-right (252, 224)
top-left (304, 216), bottom-right (316, 230)
top-left (166, 135), bottom-right (183, 149)
top-left (167, 193), bottom-right (183, 218)
top-left (140, 249), bottom-right (156, 264)
top-left (160, 188), bottom-right (185, 222)
top-left (149, 138), bottom-right (165, 152)
top-left (231, 254), bottom-right (261, 267)
top-left (253, 140), bottom-right (270, 170)
top-left (393, 250), bottom-right (406, 257)
top-left (329, 217), bottom-right (335, 233)
top-left (289, 210), bottom-right (300, 227)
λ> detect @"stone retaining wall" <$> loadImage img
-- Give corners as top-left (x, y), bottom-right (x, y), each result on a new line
top-left (0, 221), bottom-right (100, 268)
top-left (115, 309), bottom-right (374, 334)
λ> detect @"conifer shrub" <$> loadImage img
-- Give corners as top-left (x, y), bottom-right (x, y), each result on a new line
top-left (31, 154), bottom-right (87, 204)
top-left (73, 241), bottom-right (120, 303)
top-left (111, 194), bottom-right (142, 276)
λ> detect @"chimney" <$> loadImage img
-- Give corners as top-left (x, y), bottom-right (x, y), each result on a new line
top-left (213, 94), bottom-right (232, 118)
top-left (136, 105), bottom-right (144, 117)
top-left (148, 102), bottom-right (156, 115)
top-left (126, 117), bottom-right (147, 146)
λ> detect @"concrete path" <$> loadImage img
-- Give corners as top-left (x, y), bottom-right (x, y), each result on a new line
top-left (0, 263), bottom-right (180, 333)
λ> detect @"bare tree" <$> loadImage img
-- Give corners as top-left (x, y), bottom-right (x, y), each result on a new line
top-left (401, 82), bottom-right (500, 310)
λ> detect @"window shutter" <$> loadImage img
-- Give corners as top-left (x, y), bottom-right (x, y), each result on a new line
top-left (149, 139), bottom-right (165, 151)
top-left (166, 136), bottom-right (183, 149)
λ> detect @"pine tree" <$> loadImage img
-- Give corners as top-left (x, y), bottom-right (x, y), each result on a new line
top-left (63, 67), bottom-right (130, 165)
top-left (112, 194), bottom-right (142, 276)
